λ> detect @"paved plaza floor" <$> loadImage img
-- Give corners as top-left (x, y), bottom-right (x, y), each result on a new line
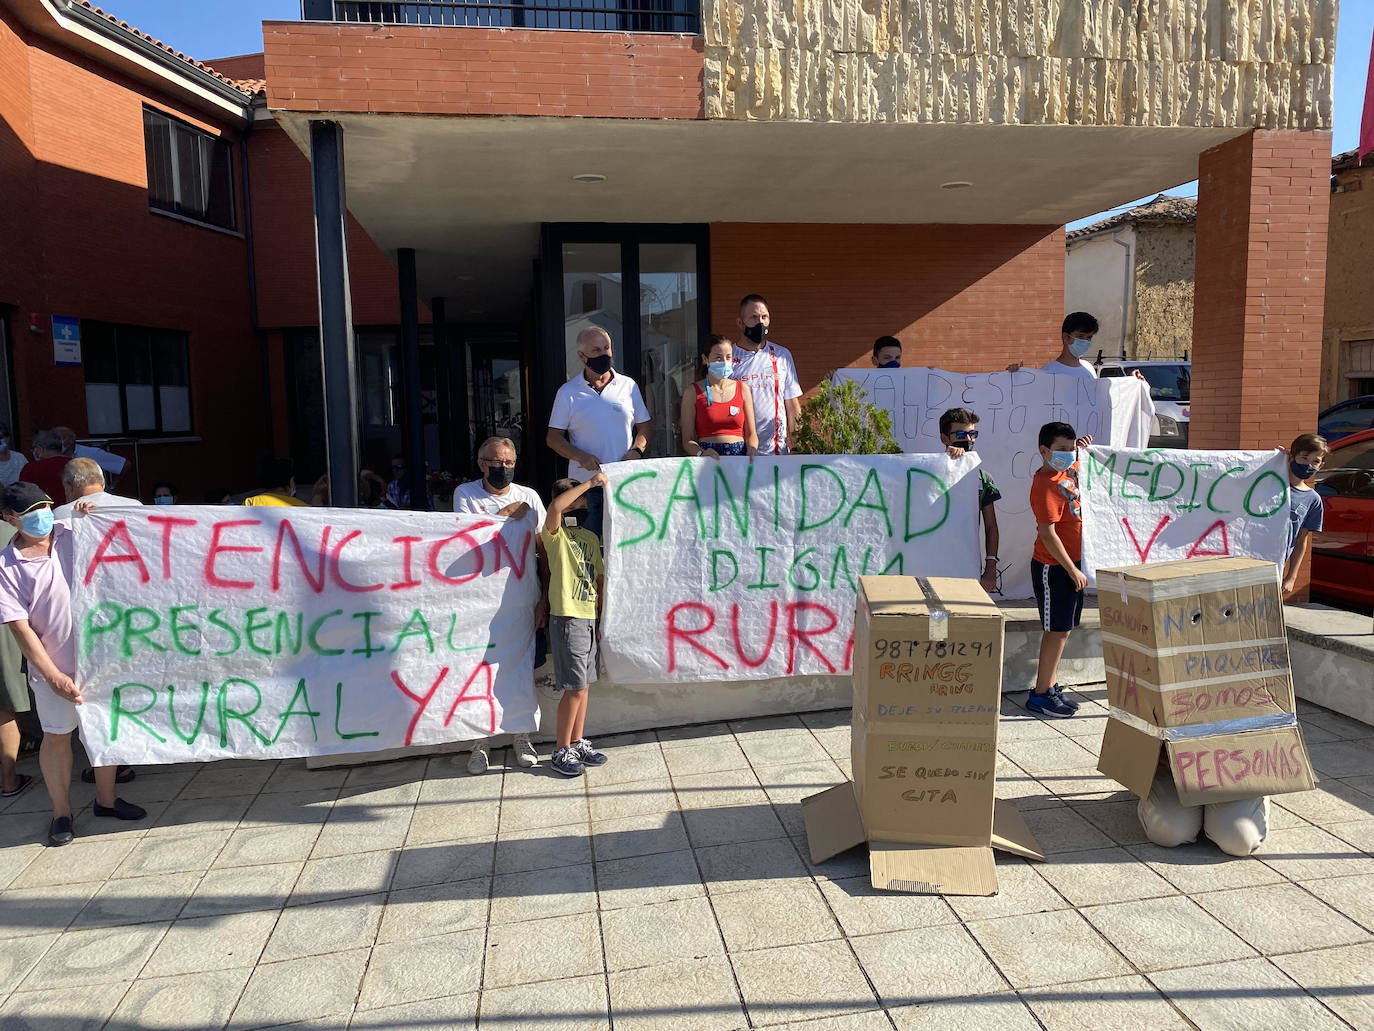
top-left (1, 687), bottom-right (1372, 1030)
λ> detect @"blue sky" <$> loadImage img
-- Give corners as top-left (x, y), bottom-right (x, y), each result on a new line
top-left (112, 0), bottom-right (1373, 227)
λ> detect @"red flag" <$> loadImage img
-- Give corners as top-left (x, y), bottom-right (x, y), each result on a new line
top-left (1361, 23), bottom-right (1374, 163)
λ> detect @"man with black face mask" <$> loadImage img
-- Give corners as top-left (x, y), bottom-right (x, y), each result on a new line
top-left (939, 407), bottom-right (1001, 594)
top-left (546, 326), bottom-right (651, 537)
top-left (733, 294), bottom-right (802, 454)
top-left (454, 435), bottom-right (549, 774)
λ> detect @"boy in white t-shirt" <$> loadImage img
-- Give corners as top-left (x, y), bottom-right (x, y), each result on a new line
top-left (454, 435), bottom-right (548, 774)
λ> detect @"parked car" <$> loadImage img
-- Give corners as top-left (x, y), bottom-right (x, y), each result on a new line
top-left (1311, 427), bottom-right (1374, 609)
top-left (1317, 395), bottom-right (1374, 442)
top-left (1097, 359), bottom-right (1190, 447)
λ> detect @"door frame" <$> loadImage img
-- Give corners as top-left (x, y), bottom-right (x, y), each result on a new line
top-left (535, 222), bottom-right (711, 489)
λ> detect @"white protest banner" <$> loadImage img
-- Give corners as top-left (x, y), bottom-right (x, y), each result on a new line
top-left (1080, 447), bottom-right (1290, 582)
top-left (71, 507), bottom-right (539, 765)
top-left (600, 454), bottom-right (982, 684)
top-left (833, 368), bottom-right (1154, 598)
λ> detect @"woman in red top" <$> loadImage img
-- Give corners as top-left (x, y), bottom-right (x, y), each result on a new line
top-left (679, 334), bottom-right (758, 459)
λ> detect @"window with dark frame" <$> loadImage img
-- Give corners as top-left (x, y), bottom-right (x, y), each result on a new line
top-left (82, 322), bottom-right (193, 437)
top-left (142, 107), bottom-right (236, 230)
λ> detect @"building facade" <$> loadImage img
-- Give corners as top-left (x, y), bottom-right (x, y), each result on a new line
top-left (1321, 150), bottom-right (1374, 411)
top-left (0, 0), bottom-right (1340, 502)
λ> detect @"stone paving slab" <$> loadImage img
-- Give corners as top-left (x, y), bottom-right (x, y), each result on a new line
top-left (0, 688), bottom-right (1371, 1029)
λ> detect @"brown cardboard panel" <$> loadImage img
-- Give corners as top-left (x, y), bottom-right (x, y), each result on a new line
top-left (1167, 726), bottom-right (1316, 806)
top-left (990, 800), bottom-right (1046, 862)
top-left (852, 576), bottom-right (1006, 849)
top-left (801, 783), bottom-right (866, 864)
top-left (852, 730), bottom-right (997, 847)
top-left (1097, 717), bottom-right (1165, 800)
top-left (869, 842), bottom-right (999, 896)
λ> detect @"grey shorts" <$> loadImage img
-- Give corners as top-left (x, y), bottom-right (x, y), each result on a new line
top-left (550, 615), bottom-right (598, 693)
top-left (0, 631), bottom-right (30, 714)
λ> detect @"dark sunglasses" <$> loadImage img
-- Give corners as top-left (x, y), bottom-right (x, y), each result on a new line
top-left (950, 430), bottom-right (980, 442)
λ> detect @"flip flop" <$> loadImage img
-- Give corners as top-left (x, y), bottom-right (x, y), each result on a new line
top-left (1, 773), bottom-right (34, 799)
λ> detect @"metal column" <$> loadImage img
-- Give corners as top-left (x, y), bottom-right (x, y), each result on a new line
top-left (397, 247), bottom-right (428, 509)
top-left (309, 120), bottom-right (359, 508)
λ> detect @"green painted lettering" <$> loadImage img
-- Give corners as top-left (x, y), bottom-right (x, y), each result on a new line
top-left (167, 682), bottom-right (210, 745)
top-left (308, 609), bottom-right (345, 656)
top-left (843, 468), bottom-right (894, 536)
top-left (613, 470), bottom-right (659, 547)
top-left (335, 682), bottom-right (380, 740)
top-left (351, 611), bottom-right (386, 658)
top-left (207, 609), bottom-right (242, 656)
top-left (391, 609), bottom-right (435, 654)
top-left (272, 679), bottom-right (321, 743)
top-left (656, 460), bottom-right (706, 541)
top-left (110, 682), bottom-right (166, 743)
top-left (119, 606), bottom-right (167, 659)
top-left (216, 678), bottom-right (272, 748)
top-left (710, 550), bottom-right (739, 592)
top-left (904, 468), bottom-right (950, 540)
top-left (798, 464), bottom-right (846, 532)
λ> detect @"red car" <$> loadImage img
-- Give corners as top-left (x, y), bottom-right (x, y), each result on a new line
top-left (1311, 428), bottom-right (1374, 608)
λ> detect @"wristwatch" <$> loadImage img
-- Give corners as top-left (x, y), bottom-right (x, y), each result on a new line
top-left (629, 446), bottom-right (644, 457)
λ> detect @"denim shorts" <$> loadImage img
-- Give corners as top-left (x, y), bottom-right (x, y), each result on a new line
top-left (703, 440), bottom-right (748, 456)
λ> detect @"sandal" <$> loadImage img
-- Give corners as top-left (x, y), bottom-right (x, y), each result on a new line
top-left (1, 773), bottom-right (33, 799)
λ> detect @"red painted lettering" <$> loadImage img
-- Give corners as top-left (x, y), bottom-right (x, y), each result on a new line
top-left (271, 520), bottom-right (330, 593)
top-left (83, 520), bottom-right (152, 586)
top-left (1122, 515), bottom-right (1170, 563)
top-left (147, 515), bottom-right (197, 580)
top-left (390, 536), bottom-right (423, 591)
top-left (785, 602), bottom-right (838, 675)
top-left (730, 601), bottom-right (778, 669)
top-left (1186, 519), bottom-right (1230, 559)
top-left (427, 521), bottom-right (493, 586)
top-left (330, 530), bottom-right (383, 593)
top-left (444, 662), bottom-right (496, 735)
top-left (492, 530), bottom-right (531, 580)
top-left (390, 666), bottom-right (450, 747)
top-left (204, 520), bottom-right (262, 590)
top-left (666, 602), bottom-right (728, 673)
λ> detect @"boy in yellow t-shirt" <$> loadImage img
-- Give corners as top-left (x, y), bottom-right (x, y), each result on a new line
top-left (541, 473), bottom-right (608, 777)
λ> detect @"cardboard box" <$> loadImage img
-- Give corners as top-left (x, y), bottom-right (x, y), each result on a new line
top-left (802, 576), bottom-right (1043, 896)
top-left (1096, 556), bottom-right (1314, 806)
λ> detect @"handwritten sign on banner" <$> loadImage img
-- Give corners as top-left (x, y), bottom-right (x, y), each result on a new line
top-left (600, 455), bottom-right (982, 684)
top-left (71, 508), bottom-right (539, 765)
top-left (832, 368), bottom-right (1155, 598)
top-left (1080, 447), bottom-right (1290, 582)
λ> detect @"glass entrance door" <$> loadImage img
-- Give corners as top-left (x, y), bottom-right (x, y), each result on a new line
top-left (540, 225), bottom-right (709, 482)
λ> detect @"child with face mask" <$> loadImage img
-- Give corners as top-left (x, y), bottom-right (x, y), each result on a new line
top-left (938, 408), bottom-right (1000, 594)
top-left (1026, 421), bottom-right (1089, 719)
top-left (1281, 433), bottom-right (1329, 598)
top-left (680, 334), bottom-right (759, 460)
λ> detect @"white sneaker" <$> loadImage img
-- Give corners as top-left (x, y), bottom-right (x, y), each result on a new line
top-left (513, 734), bottom-right (538, 768)
top-left (465, 745), bottom-right (489, 775)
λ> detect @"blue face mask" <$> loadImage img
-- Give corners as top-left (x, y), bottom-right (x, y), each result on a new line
top-left (1068, 336), bottom-right (1093, 357)
top-left (1047, 450), bottom-right (1076, 472)
top-left (154, 495), bottom-right (175, 505)
top-left (878, 360), bottom-right (900, 369)
top-left (21, 508), bottom-right (53, 538)
top-left (707, 361), bottom-right (732, 380)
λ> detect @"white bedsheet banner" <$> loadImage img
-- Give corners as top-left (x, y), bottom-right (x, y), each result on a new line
top-left (600, 454), bottom-right (982, 684)
top-left (71, 507), bottom-right (539, 764)
top-left (1080, 447), bottom-right (1290, 582)
top-left (832, 368), bottom-right (1155, 598)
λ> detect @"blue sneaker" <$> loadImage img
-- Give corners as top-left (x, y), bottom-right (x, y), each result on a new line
top-left (573, 739), bottom-right (607, 767)
top-left (1049, 684), bottom-right (1081, 712)
top-left (551, 747), bottom-right (585, 777)
top-left (1026, 690), bottom-right (1077, 719)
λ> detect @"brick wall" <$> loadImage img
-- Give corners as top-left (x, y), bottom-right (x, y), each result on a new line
top-left (709, 223), bottom-right (1066, 390)
top-left (0, 8), bottom-right (39, 321)
top-left (248, 120), bottom-right (421, 328)
top-left (262, 22), bottom-right (704, 118)
top-left (1190, 129), bottom-right (1332, 450)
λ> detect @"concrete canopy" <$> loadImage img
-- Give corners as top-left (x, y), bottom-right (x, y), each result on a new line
top-left (270, 109), bottom-right (1239, 320)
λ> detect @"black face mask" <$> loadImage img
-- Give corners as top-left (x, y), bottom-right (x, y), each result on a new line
top-left (484, 464), bottom-right (513, 490)
top-left (584, 353), bottom-right (613, 376)
top-left (743, 322), bottom-right (768, 345)
top-left (878, 360), bottom-right (900, 369)
top-left (563, 511), bottom-right (584, 528)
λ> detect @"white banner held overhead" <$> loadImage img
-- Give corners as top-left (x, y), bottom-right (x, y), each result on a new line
top-left (70, 507), bottom-right (540, 765)
top-left (1079, 447), bottom-right (1290, 582)
top-left (600, 454), bottom-right (983, 684)
top-left (833, 367), bottom-right (1155, 598)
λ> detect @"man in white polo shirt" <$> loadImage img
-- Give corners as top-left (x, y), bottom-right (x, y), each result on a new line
top-left (454, 434), bottom-right (549, 776)
top-left (732, 294), bottom-right (802, 455)
top-left (546, 327), bottom-right (652, 537)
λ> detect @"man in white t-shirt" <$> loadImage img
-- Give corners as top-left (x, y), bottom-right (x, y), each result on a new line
top-left (0, 425), bottom-right (27, 486)
top-left (546, 326), bottom-right (652, 537)
top-left (732, 294), bottom-right (802, 454)
top-left (454, 435), bottom-right (549, 776)
top-left (52, 458), bottom-right (143, 521)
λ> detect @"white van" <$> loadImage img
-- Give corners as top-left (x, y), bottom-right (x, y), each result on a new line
top-left (1097, 359), bottom-right (1191, 447)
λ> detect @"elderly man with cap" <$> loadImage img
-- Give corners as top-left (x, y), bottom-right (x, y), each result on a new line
top-left (0, 482), bottom-right (145, 846)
